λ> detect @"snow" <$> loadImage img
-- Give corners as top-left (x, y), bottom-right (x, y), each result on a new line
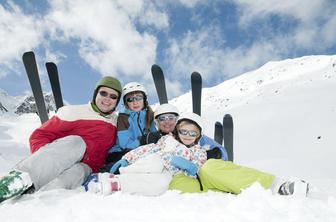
top-left (1, 55), bottom-right (336, 221)
top-left (1, 186), bottom-right (335, 222)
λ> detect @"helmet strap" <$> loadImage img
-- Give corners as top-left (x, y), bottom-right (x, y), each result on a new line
top-left (90, 102), bottom-right (115, 117)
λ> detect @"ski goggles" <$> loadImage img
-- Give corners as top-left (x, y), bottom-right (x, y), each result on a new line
top-left (157, 114), bottom-right (177, 122)
top-left (178, 129), bottom-right (199, 137)
top-left (126, 95), bottom-right (144, 103)
top-left (99, 91), bottom-right (119, 100)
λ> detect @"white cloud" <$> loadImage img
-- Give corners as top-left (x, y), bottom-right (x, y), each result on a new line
top-left (161, 0), bottom-right (335, 83)
top-left (44, 46), bottom-right (66, 65)
top-left (1, 0), bottom-right (335, 96)
top-left (234, 0), bottom-right (326, 25)
top-left (321, 12), bottom-right (336, 48)
top-left (0, 0), bottom-right (168, 80)
top-left (166, 26), bottom-right (228, 79)
top-left (115, 0), bottom-right (169, 29)
top-left (165, 25), bottom-right (294, 83)
top-left (45, 0), bottom-right (160, 78)
top-left (232, 0), bottom-right (336, 52)
top-left (291, 24), bottom-right (318, 49)
top-left (177, 0), bottom-right (204, 8)
top-left (0, 1), bottom-right (43, 77)
top-left (164, 0), bottom-right (336, 82)
top-left (138, 3), bottom-right (169, 29)
top-left (163, 78), bottom-right (184, 101)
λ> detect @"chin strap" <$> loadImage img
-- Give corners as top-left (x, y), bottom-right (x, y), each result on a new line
top-left (90, 102), bottom-right (115, 118)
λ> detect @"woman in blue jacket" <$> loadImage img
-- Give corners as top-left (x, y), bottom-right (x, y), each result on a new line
top-left (103, 82), bottom-right (157, 171)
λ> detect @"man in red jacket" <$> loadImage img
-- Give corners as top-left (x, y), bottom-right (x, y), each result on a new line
top-left (0, 76), bottom-right (122, 203)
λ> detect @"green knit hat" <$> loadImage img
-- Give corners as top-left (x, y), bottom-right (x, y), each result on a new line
top-left (92, 76), bottom-right (122, 107)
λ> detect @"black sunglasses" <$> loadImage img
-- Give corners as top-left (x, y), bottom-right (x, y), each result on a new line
top-left (99, 91), bottom-right (119, 100)
top-left (126, 95), bottom-right (144, 103)
top-left (178, 129), bottom-right (199, 137)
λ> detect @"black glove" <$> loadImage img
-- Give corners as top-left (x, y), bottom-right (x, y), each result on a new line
top-left (146, 132), bottom-right (162, 144)
top-left (138, 132), bottom-right (162, 145)
top-left (138, 135), bottom-right (147, 145)
top-left (206, 147), bottom-right (222, 160)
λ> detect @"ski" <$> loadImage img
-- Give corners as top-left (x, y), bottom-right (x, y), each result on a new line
top-left (214, 121), bottom-right (223, 144)
top-left (46, 62), bottom-right (64, 110)
top-left (191, 72), bottom-right (202, 115)
top-left (22, 51), bottom-right (49, 124)
top-left (151, 64), bottom-right (168, 104)
top-left (223, 114), bottom-right (234, 161)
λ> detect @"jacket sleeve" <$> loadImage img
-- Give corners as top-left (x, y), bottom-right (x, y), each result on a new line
top-left (200, 135), bottom-right (228, 161)
top-left (117, 114), bottom-right (141, 150)
top-left (29, 116), bottom-right (65, 153)
top-left (122, 143), bottom-right (160, 164)
top-left (190, 145), bottom-right (208, 170)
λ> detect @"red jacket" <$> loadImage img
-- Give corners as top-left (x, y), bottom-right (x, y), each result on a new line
top-left (29, 104), bottom-right (117, 172)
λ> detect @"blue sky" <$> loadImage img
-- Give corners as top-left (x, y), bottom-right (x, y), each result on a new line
top-left (1, 0), bottom-right (336, 105)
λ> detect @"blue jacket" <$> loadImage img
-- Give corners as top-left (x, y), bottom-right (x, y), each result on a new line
top-left (110, 108), bottom-right (157, 152)
top-left (199, 135), bottom-right (228, 161)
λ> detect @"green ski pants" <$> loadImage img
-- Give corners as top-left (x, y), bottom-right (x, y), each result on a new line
top-left (169, 159), bottom-right (274, 194)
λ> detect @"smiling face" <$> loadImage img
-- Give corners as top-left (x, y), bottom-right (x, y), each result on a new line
top-left (95, 86), bottom-right (119, 113)
top-left (176, 121), bottom-right (200, 146)
top-left (125, 92), bottom-right (145, 112)
top-left (157, 113), bottom-right (178, 134)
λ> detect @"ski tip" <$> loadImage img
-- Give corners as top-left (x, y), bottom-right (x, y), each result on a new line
top-left (46, 62), bottom-right (56, 66)
top-left (46, 62), bottom-right (57, 70)
top-left (22, 51), bottom-right (35, 60)
top-left (224, 114), bottom-right (232, 119)
top-left (215, 121), bottom-right (223, 127)
top-left (191, 72), bottom-right (202, 80)
top-left (223, 114), bottom-right (233, 129)
top-left (151, 64), bottom-right (163, 73)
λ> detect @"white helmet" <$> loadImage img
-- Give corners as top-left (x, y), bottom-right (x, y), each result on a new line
top-left (154, 103), bottom-right (179, 119)
top-left (122, 82), bottom-right (147, 97)
top-left (178, 112), bottom-right (203, 132)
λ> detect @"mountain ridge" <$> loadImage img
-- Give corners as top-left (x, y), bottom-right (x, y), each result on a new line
top-left (0, 89), bottom-right (56, 115)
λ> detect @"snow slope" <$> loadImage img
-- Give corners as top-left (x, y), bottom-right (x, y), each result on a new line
top-left (1, 55), bottom-right (336, 221)
top-left (172, 55), bottom-right (336, 185)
